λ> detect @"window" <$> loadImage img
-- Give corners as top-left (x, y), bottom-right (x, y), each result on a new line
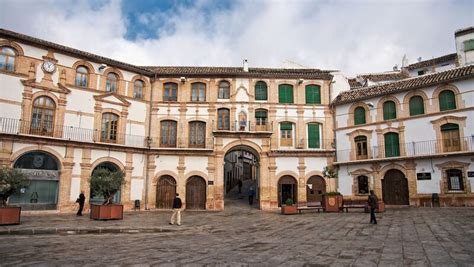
top-left (280, 122), bottom-right (293, 146)
top-left (160, 120), bottom-right (177, 147)
top-left (308, 123), bottom-right (320, 149)
top-left (417, 70), bottom-right (425, 76)
top-left (255, 109), bottom-right (268, 131)
top-left (441, 123), bottom-right (460, 152)
top-left (354, 107), bottom-right (366, 125)
top-left (305, 85), bottom-right (321, 104)
top-left (384, 132), bottom-right (400, 157)
top-left (163, 82), bottom-right (177, 101)
top-left (357, 175), bottom-right (369, 194)
top-left (0, 46), bottom-right (16, 72)
top-left (255, 81), bottom-right (268, 100)
top-left (217, 108), bottom-right (230, 130)
top-left (446, 169), bottom-right (464, 191)
top-left (409, 96), bottom-right (424, 116)
top-left (189, 121), bottom-right (206, 148)
top-left (439, 90), bottom-right (456, 111)
top-left (218, 81), bottom-right (230, 99)
top-left (191, 82), bottom-right (206, 102)
top-left (133, 80), bottom-right (144, 99)
top-left (106, 73), bottom-right (118, 92)
top-left (31, 96), bottom-right (55, 136)
top-left (464, 39), bottom-right (474, 51)
top-left (278, 84), bottom-right (293, 104)
top-left (383, 101), bottom-right (396, 120)
top-left (101, 113), bottom-right (119, 142)
top-left (75, 66), bottom-right (89, 87)
top-left (355, 135), bottom-right (368, 160)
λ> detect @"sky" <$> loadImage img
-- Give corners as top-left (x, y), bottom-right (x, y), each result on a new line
top-left (0, 0), bottom-right (472, 76)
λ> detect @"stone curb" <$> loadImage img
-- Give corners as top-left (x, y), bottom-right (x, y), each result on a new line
top-left (0, 227), bottom-right (181, 236)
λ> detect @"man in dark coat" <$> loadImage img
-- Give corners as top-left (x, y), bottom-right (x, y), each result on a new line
top-left (170, 193), bottom-right (182, 226)
top-left (76, 191), bottom-right (85, 216)
top-left (368, 190), bottom-right (378, 224)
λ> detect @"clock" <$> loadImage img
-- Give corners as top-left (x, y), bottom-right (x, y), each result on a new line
top-left (42, 60), bottom-right (56, 73)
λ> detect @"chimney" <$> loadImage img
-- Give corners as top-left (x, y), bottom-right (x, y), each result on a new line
top-left (243, 59), bottom-right (248, 72)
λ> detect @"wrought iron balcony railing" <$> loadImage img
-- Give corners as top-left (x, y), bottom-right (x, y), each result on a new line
top-left (212, 120), bottom-right (273, 132)
top-left (270, 138), bottom-right (335, 150)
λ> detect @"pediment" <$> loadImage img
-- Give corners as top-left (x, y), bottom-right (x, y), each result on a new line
top-left (94, 92), bottom-right (131, 107)
top-left (21, 79), bottom-right (71, 94)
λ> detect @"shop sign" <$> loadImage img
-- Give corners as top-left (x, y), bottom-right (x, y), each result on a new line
top-left (468, 171), bottom-right (474, 178)
top-left (416, 172), bottom-right (431, 180)
top-left (19, 169), bottom-right (59, 180)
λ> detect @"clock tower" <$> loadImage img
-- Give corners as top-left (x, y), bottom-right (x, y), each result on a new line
top-left (40, 50), bottom-right (58, 85)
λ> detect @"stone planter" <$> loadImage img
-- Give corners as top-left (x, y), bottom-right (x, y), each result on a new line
top-left (281, 205), bottom-right (297, 215)
top-left (90, 204), bottom-right (123, 220)
top-left (0, 206), bottom-right (21, 225)
top-left (323, 195), bottom-right (343, 212)
top-left (377, 201), bottom-right (385, 213)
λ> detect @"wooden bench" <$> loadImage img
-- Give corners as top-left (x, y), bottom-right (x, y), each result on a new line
top-left (297, 202), bottom-right (324, 213)
top-left (340, 200), bottom-right (368, 213)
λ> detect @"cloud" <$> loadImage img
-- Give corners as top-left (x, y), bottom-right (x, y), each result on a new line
top-left (0, 0), bottom-right (472, 76)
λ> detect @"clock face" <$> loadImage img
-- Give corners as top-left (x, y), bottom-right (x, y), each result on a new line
top-left (42, 60), bottom-right (56, 73)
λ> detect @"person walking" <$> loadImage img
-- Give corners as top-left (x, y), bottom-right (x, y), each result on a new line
top-left (368, 190), bottom-right (378, 224)
top-left (248, 186), bottom-right (255, 205)
top-left (76, 191), bottom-right (85, 216)
top-left (170, 193), bottom-right (182, 226)
top-left (237, 179), bottom-right (243, 193)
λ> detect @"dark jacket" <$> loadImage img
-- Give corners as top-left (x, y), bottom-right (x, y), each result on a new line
top-left (368, 194), bottom-right (378, 209)
top-left (77, 193), bottom-right (85, 205)
top-left (173, 197), bottom-right (182, 209)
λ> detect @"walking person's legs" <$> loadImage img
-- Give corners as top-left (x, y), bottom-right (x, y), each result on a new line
top-left (170, 209), bottom-right (177, 225)
top-left (77, 204), bottom-right (83, 216)
top-left (370, 208), bottom-right (377, 224)
top-left (176, 210), bottom-right (181, 226)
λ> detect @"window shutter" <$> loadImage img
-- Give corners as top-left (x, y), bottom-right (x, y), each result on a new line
top-left (409, 96), bottom-right (424, 116)
top-left (464, 39), bottom-right (474, 51)
top-left (305, 85), bottom-right (321, 104)
top-left (384, 133), bottom-right (400, 157)
top-left (255, 110), bottom-right (267, 118)
top-left (279, 85), bottom-right (293, 104)
top-left (255, 82), bottom-right (267, 100)
top-left (383, 101), bottom-right (396, 120)
top-left (308, 123), bottom-right (320, 148)
top-left (280, 122), bottom-right (292, 130)
top-left (439, 90), bottom-right (456, 111)
top-left (441, 123), bottom-right (459, 131)
top-left (354, 107), bottom-right (366, 125)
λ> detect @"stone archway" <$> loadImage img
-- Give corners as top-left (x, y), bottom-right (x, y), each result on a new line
top-left (278, 175), bottom-right (297, 207)
top-left (156, 175), bottom-right (177, 209)
top-left (382, 169), bottom-right (409, 205)
top-left (186, 176), bottom-right (206, 210)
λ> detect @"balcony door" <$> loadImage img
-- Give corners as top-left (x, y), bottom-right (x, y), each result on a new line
top-left (441, 123), bottom-right (460, 152)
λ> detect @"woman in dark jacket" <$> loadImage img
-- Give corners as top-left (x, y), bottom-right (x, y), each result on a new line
top-left (368, 190), bottom-right (378, 224)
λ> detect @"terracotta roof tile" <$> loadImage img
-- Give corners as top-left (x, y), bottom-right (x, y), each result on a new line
top-left (359, 71), bottom-right (409, 82)
top-left (406, 53), bottom-right (457, 70)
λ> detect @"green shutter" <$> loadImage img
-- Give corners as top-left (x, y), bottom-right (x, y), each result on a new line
top-left (441, 123), bottom-right (459, 131)
top-left (280, 122), bottom-right (292, 130)
top-left (354, 107), bottom-right (366, 125)
top-left (255, 110), bottom-right (267, 118)
top-left (255, 81), bottom-right (268, 100)
top-left (279, 84), bottom-right (293, 104)
top-left (383, 101), bottom-right (396, 120)
top-left (439, 90), bottom-right (456, 111)
top-left (308, 123), bottom-right (320, 148)
top-left (409, 96), bottom-right (424, 116)
top-left (384, 132), bottom-right (400, 157)
top-left (464, 39), bottom-right (474, 51)
top-left (354, 135), bottom-right (367, 142)
top-left (305, 85), bottom-right (321, 104)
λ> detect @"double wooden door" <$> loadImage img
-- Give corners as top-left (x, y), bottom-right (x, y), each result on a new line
top-left (307, 176), bottom-right (326, 203)
top-left (186, 176), bottom-right (206, 210)
top-left (156, 176), bottom-right (176, 209)
top-left (382, 169), bottom-right (409, 205)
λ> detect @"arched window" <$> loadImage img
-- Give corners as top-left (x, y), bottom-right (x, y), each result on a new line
top-left (133, 80), bottom-right (144, 99)
top-left (191, 82), bottom-right (206, 102)
top-left (255, 81), bottom-right (267, 100)
top-left (31, 96), bottom-right (56, 136)
top-left (106, 72), bottom-right (118, 92)
top-left (217, 108), bottom-right (230, 130)
top-left (439, 90), bottom-right (456, 111)
top-left (0, 46), bottom-right (16, 72)
top-left (305, 84), bottom-right (321, 104)
top-left (160, 120), bottom-right (177, 147)
top-left (255, 109), bottom-right (268, 131)
top-left (189, 121), bottom-right (206, 148)
top-left (357, 175), bottom-right (369, 194)
top-left (163, 82), bottom-right (177, 101)
top-left (75, 66), bottom-right (89, 87)
top-left (101, 113), bottom-right (119, 142)
top-left (441, 123), bottom-right (460, 152)
top-left (383, 101), bottom-right (396, 120)
top-left (280, 122), bottom-right (293, 146)
top-left (354, 107), bottom-right (366, 125)
top-left (355, 135), bottom-right (368, 160)
top-left (278, 84), bottom-right (293, 104)
top-left (384, 132), bottom-right (400, 157)
top-left (307, 123), bottom-right (321, 149)
top-left (409, 96), bottom-right (424, 116)
top-left (218, 81), bottom-right (230, 99)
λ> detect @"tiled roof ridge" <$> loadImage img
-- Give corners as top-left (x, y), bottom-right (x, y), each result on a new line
top-left (142, 65), bottom-right (332, 72)
top-left (405, 53), bottom-right (457, 70)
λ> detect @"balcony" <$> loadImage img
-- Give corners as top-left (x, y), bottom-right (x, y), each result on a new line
top-left (212, 120), bottom-right (273, 136)
top-left (270, 138), bottom-right (335, 151)
top-left (335, 136), bottom-right (474, 163)
top-left (149, 136), bottom-right (214, 149)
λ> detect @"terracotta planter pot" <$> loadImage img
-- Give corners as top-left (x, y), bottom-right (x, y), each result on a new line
top-left (281, 205), bottom-right (297, 215)
top-left (376, 201), bottom-right (385, 213)
top-left (0, 206), bottom-right (21, 225)
top-left (90, 204), bottom-right (123, 220)
top-left (323, 195), bottom-right (343, 212)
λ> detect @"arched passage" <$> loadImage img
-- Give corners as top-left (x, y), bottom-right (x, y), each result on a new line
top-left (156, 175), bottom-right (177, 209)
top-left (186, 176), bottom-right (206, 210)
top-left (10, 151), bottom-right (60, 210)
top-left (382, 169), bottom-right (409, 205)
top-left (278, 175), bottom-right (297, 207)
top-left (90, 161), bottom-right (121, 204)
top-left (307, 175), bottom-right (326, 203)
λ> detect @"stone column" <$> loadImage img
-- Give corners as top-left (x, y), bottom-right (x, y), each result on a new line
top-left (80, 148), bottom-right (92, 210)
top-left (0, 139), bottom-right (13, 167)
top-left (268, 157), bottom-right (278, 209)
top-left (404, 160), bottom-right (417, 206)
top-left (213, 151), bottom-right (225, 210)
top-left (146, 153), bottom-right (156, 209)
top-left (207, 155), bottom-right (217, 210)
top-left (58, 145), bottom-right (74, 212)
top-left (123, 152), bottom-right (133, 208)
top-left (371, 163), bottom-right (383, 200)
top-left (297, 109), bottom-right (305, 148)
top-left (177, 155), bottom-right (186, 208)
top-left (297, 157), bottom-right (306, 205)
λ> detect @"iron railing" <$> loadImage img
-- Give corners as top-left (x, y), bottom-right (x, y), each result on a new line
top-left (148, 136), bottom-right (214, 149)
top-left (270, 138), bottom-right (335, 150)
top-left (212, 120), bottom-right (273, 132)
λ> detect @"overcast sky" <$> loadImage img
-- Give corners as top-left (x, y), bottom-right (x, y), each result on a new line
top-left (0, 0), bottom-right (472, 76)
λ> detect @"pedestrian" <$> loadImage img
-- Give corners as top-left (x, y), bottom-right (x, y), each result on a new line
top-left (248, 186), bottom-right (255, 205)
top-left (237, 179), bottom-right (243, 193)
top-left (170, 193), bottom-right (182, 226)
top-left (368, 190), bottom-right (378, 224)
top-left (76, 191), bottom-right (85, 216)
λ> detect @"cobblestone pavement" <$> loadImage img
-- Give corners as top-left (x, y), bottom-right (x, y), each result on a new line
top-left (1, 200), bottom-right (473, 266)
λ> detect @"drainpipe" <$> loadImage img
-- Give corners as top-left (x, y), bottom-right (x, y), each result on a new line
top-left (329, 75), bottom-right (339, 191)
top-left (144, 72), bottom-right (156, 210)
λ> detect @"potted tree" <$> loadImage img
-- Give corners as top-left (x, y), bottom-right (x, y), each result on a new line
top-left (281, 198), bottom-right (297, 215)
top-left (89, 168), bottom-right (125, 220)
top-left (0, 167), bottom-right (30, 225)
top-left (322, 165), bottom-right (343, 212)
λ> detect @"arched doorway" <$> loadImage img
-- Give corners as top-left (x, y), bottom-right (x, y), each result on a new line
top-left (10, 151), bottom-right (60, 210)
top-left (382, 169), bottom-right (409, 205)
top-left (278, 175), bottom-right (297, 207)
top-left (90, 162), bottom-right (121, 204)
top-left (186, 176), bottom-right (206, 210)
top-left (223, 145), bottom-right (260, 208)
top-left (156, 175), bottom-right (176, 209)
top-left (307, 176), bottom-right (326, 203)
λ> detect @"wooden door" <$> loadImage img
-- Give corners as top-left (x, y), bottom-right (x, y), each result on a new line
top-left (278, 176), bottom-right (297, 206)
top-left (382, 169), bottom-right (409, 205)
top-left (156, 176), bottom-right (176, 209)
top-left (307, 176), bottom-right (326, 203)
top-left (186, 176), bottom-right (206, 210)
